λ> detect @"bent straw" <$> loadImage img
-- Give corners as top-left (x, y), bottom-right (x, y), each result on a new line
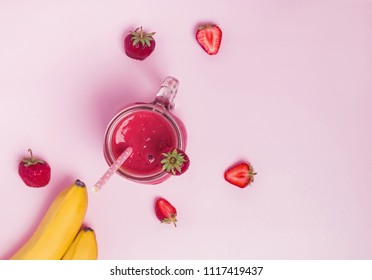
top-left (92, 147), bottom-right (133, 193)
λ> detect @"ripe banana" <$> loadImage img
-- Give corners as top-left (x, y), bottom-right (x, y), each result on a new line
top-left (10, 179), bottom-right (88, 260)
top-left (62, 227), bottom-right (98, 260)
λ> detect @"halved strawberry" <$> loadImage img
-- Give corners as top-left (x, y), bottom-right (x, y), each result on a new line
top-left (224, 162), bottom-right (256, 188)
top-left (155, 197), bottom-right (177, 227)
top-left (196, 24), bottom-right (222, 55)
top-left (160, 148), bottom-right (189, 176)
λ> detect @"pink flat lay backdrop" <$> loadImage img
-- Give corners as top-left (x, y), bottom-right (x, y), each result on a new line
top-left (1, 0), bottom-right (371, 260)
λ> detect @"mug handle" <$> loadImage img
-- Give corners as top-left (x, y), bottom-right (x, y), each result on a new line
top-left (153, 76), bottom-right (179, 110)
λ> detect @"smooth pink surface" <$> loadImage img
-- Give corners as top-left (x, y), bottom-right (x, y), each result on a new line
top-left (1, 0), bottom-right (372, 260)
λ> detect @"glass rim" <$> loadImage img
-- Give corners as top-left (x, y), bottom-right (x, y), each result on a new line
top-left (103, 103), bottom-right (185, 184)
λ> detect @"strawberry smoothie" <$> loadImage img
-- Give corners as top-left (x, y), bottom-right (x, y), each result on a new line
top-left (103, 76), bottom-right (186, 184)
top-left (110, 109), bottom-right (178, 177)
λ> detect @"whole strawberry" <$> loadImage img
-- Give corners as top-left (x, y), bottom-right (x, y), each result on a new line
top-left (18, 149), bottom-right (51, 188)
top-left (160, 148), bottom-right (190, 176)
top-left (155, 197), bottom-right (177, 227)
top-left (224, 162), bottom-right (256, 188)
top-left (124, 26), bottom-right (156, 61)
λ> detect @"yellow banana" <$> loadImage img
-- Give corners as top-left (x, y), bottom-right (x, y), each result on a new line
top-left (62, 226), bottom-right (98, 260)
top-left (10, 179), bottom-right (88, 260)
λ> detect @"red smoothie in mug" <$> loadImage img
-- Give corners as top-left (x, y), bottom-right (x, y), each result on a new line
top-left (111, 109), bottom-right (178, 176)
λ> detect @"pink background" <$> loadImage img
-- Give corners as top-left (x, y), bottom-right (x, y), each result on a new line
top-left (1, 0), bottom-right (372, 260)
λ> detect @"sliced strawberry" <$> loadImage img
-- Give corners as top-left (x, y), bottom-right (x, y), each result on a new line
top-left (160, 148), bottom-right (190, 176)
top-left (224, 162), bottom-right (256, 188)
top-left (196, 24), bottom-right (222, 55)
top-left (155, 197), bottom-right (177, 227)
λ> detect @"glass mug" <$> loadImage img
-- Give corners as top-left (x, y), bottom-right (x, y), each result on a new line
top-left (103, 76), bottom-right (187, 184)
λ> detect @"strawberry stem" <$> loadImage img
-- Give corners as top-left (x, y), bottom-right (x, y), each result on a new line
top-left (130, 26), bottom-right (155, 47)
top-left (28, 148), bottom-right (33, 160)
top-left (171, 215), bottom-right (177, 227)
top-left (162, 215), bottom-right (177, 227)
top-left (136, 26), bottom-right (143, 37)
top-left (161, 149), bottom-right (187, 175)
top-left (249, 166), bottom-right (257, 183)
top-left (22, 148), bottom-right (45, 167)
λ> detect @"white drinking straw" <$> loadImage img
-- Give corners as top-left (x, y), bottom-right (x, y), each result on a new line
top-left (92, 147), bottom-right (133, 193)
